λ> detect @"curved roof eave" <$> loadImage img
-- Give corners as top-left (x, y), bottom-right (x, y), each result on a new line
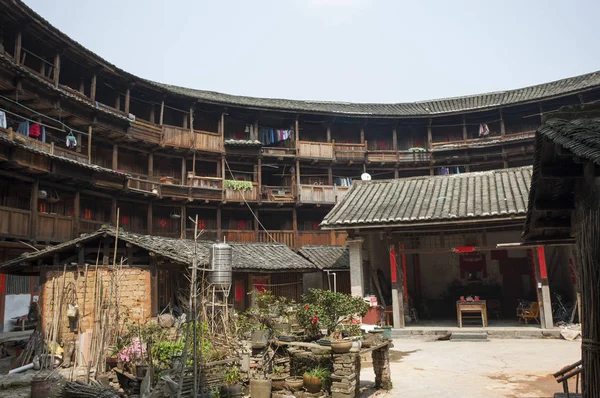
top-left (9, 0), bottom-right (600, 118)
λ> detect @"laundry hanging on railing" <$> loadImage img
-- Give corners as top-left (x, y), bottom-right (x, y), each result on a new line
top-left (0, 111), bottom-right (6, 129)
top-left (479, 123), bottom-right (490, 137)
top-left (17, 120), bottom-right (29, 136)
top-left (438, 167), bottom-right (450, 175)
top-left (334, 177), bottom-right (353, 187)
top-left (66, 131), bottom-right (77, 149)
top-left (257, 126), bottom-right (293, 145)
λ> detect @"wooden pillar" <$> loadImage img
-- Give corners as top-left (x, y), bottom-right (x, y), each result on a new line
top-left (181, 157), bottom-right (186, 183)
top-left (328, 166), bottom-right (333, 185)
top-left (124, 87), bottom-right (131, 115)
top-left (110, 198), bottom-right (117, 226)
top-left (220, 113), bottom-right (225, 139)
top-left (295, 117), bottom-right (300, 147)
top-left (257, 158), bottom-right (262, 204)
top-left (394, 166), bottom-right (399, 179)
top-left (31, 180), bottom-right (39, 241)
top-left (216, 207), bottom-right (222, 242)
top-left (180, 205), bottom-right (186, 239)
top-left (149, 105), bottom-right (156, 124)
top-left (292, 208), bottom-right (298, 249)
top-left (159, 100), bottom-right (165, 125)
top-left (148, 152), bottom-right (154, 178)
top-left (73, 189), bottom-right (80, 238)
top-left (79, 79), bottom-right (85, 94)
top-left (182, 111), bottom-right (188, 129)
top-left (426, 119), bottom-right (432, 150)
top-left (147, 202), bottom-right (153, 235)
top-left (53, 53), bottom-right (60, 88)
top-left (90, 74), bottom-right (97, 103)
top-left (461, 115), bottom-right (467, 141)
top-left (534, 246), bottom-right (553, 329)
top-left (326, 126), bottom-right (331, 143)
top-left (115, 94), bottom-right (121, 111)
top-left (217, 157), bottom-right (222, 178)
top-left (295, 159), bottom-right (301, 187)
top-left (392, 128), bottom-right (398, 151)
top-left (499, 109), bottom-right (505, 138)
top-left (87, 125), bottom-right (93, 163)
top-left (189, 104), bottom-right (194, 145)
top-left (392, 239), bottom-right (405, 328)
top-left (14, 31), bottom-right (22, 64)
top-left (360, 126), bottom-right (365, 144)
top-left (112, 145), bottom-right (118, 170)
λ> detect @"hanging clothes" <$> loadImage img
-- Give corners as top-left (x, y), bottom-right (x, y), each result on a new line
top-left (479, 123), bottom-right (490, 137)
top-left (17, 120), bottom-right (29, 136)
top-left (0, 111), bottom-right (6, 129)
top-left (66, 132), bottom-right (77, 149)
top-left (40, 126), bottom-right (46, 143)
top-left (439, 167), bottom-right (450, 175)
top-left (29, 123), bottom-right (41, 138)
top-left (249, 125), bottom-right (255, 141)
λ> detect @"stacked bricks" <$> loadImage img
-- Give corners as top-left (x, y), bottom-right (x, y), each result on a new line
top-left (330, 352), bottom-right (360, 398)
top-left (372, 346), bottom-right (392, 390)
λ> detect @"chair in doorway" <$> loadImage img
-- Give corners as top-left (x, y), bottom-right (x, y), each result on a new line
top-left (487, 299), bottom-right (502, 320)
top-left (517, 301), bottom-right (540, 325)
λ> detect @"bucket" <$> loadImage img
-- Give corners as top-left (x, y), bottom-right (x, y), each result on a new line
top-left (31, 379), bottom-right (52, 398)
top-left (376, 326), bottom-right (392, 340)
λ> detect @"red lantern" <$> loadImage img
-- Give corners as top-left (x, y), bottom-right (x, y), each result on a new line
top-left (159, 218), bottom-right (168, 228)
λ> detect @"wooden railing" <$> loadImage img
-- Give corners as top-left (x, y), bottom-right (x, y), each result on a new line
top-left (431, 130), bottom-right (535, 150)
top-left (398, 150), bottom-right (431, 163)
top-left (78, 219), bottom-right (107, 234)
top-left (367, 150), bottom-right (398, 163)
top-left (298, 231), bottom-right (331, 246)
top-left (38, 213), bottom-right (73, 242)
top-left (261, 185), bottom-right (294, 202)
top-left (1, 127), bottom-right (89, 164)
top-left (297, 141), bottom-right (333, 159)
top-left (223, 230), bottom-right (256, 242)
top-left (0, 206), bottom-right (30, 238)
top-left (193, 130), bottom-right (222, 152)
top-left (258, 231), bottom-right (295, 247)
top-left (334, 142), bottom-right (367, 162)
top-left (162, 125), bottom-right (193, 148)
top-left (298, 184), bottom-right (349, 204)
top-left (224, 182), bottom-right (259, 202)
top-left (127, 175), bottom-right (158, 193)
top-left (128, 120), bottom-right (162, 144)
top-left (187, 174), bottom-right (222, 189)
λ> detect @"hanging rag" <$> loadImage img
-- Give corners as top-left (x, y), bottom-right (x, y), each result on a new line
top-left (29, 123), bottom-right (41, 138)
top-left (0, 111), bottom-right (6, 129)
top-left (17, 120), bottom-right (29, 136)
top-left (479, 123), bottom-right (490, 137)
top-left (270, 128), bottom-right (275, 145)
top-left (40, 126), bottom-right (46, 143)
top-left (249, 125), bottom-right (255, 141)
top-left (66, 132), bottom-right (77, 149)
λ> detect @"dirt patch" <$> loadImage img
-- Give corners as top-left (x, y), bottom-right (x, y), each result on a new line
top-left (486, 373), bottom-right (575, 398)
top-left (361, 349), bottom-right (419, 367)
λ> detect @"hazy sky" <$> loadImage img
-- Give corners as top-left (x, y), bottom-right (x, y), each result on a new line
top-left (24, 0), bottom-right (600, 103)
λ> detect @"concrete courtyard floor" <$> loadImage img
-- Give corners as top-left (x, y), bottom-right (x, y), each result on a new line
top-left (359, 337), bottom-right (581, 398)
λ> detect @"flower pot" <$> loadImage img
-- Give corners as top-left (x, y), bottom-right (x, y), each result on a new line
top-left (351, 340), bottom-right (362, 351)
top-left (251, 329), bottom-right (269, 349)
top-left (117, 361), bottom-right (124, 370)
top-left (284, 376), bottom-right (304, 391)
top-left (274, 322), bottom-right (291, 335)
top-left (221, 384), bottom-right (243, 398)
top-left (303, 374), bottom-right (322, 393)
top-left (250, 379), bottom-right (272, 398)
top-left (330, 340), bottom-right (353, 354)
top-left (136, 364), bottom-right (148, 378)
top-left (271, 375), bottom-right (286, 391)
top-left (105, 357), bottom-right (118, 372)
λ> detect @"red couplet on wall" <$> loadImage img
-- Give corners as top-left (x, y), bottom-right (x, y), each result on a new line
top-left (235, 285), bottom-right (243, 302)
top-left (389, 249), bottom-right (397, 283)
top-left (537, 246), bottom-right (548, 279)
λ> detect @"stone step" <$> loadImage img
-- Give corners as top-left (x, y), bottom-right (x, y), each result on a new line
top-left (450, 332), bottom-right (489, 341)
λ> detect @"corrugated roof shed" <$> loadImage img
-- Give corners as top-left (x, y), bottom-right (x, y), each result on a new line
top-left (298, 246), bottom-right (349, 270)
top-left (0, 226), bottom-right (315, 273)
top-left (321, 166), bottom-right (532, 229)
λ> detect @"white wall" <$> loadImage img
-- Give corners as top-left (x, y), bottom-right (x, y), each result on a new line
top-left (3, 294), bottom-right (31, 332)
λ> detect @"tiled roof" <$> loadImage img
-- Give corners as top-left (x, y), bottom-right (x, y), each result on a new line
top-left (0, 226), bottom-right (314, 273)
top-left (321, 166), bottom-right (532, 229)
top-left (536, 117), bottom-right (600, 164)
top-left (3, 1), bottom-right (600, 118)
top-left (0, 134), bottom-right (130, 177)
top-left (298, 245), bottom-right (349, 270)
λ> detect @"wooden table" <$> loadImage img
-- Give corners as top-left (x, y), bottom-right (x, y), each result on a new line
top-left (456, 301), bottom-right (488, 327)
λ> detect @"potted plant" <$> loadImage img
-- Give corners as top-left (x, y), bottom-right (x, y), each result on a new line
top-left (117, 337), bottom-right (146, 375)
top-left (330, 339), bottom-right (353, 354)
top-left (284, 376), bottom-right (304, 391)
top-left (221, 366), bottom-right (242, 398)
top-left (251, 324), bottom-right (270, 349)
top-left (271, 365), bottom-right (286, 391)
top-left (303, 367), bottom-right (330, 393)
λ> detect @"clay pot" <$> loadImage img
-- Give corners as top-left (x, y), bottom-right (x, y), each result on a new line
top-left (303, 374), bottom-right (322, 393)
top-left (251, 329), bottom-right (269, 349)
top-left (272, 375), bottom-right (286, 391)
top-left (285, 376), bottom-right (304, 391)
top-left (330, 340), bottom-right (353, 354)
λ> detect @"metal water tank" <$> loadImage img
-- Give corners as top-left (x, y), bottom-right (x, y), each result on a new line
top-left (209, 242), bottom-right (232, 287)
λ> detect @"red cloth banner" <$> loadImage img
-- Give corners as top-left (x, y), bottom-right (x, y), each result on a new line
top-left (389, 249), bottom-right (397, 283)
top-left (537, 246), bottom-right (548, 279)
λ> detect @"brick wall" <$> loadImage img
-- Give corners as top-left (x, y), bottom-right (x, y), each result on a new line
top-left (42, 267), bottom-right (152, 342)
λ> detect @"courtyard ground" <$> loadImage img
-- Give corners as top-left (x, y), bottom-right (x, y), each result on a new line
top-left (360, 337), bottom-right (581, 398)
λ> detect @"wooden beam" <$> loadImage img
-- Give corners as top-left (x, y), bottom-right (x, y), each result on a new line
top-left (328, 166), bottom-right (333, 185)
top-left (110, 198), bottom-right (117, 226)
top-left (148, 152), bottom-right (154, 178)
top-left (257, 158), bottom-right (262, 205)
top-left (426, 119), bottom-right (432, 150)
top-left (112, 144), bottom-right (118, 170)
top-left (73, 189), bottom-right (80, 238)
top-left (124, 87), bottom-right (131, 115)
top-left (53, 53), bottom-right (60, 88)
top-left (534, 218), bottom-right (571, 230)
top-left (360, 127), bottom-right (365, 144)
top-left (90, 74), bottom-right (97, 103)
top-left (392, 128), bottom-right (397, 151)
top-left (159, 100), bottom-right (164, 125)
top-left (14, 31), bottom-right (22, 64)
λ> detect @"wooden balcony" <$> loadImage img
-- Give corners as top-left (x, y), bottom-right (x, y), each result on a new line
top-left (0, 206), bottom-right (30, 239)
top-left (0, 127), bottom-right (89, 164)
top-left (262, 147), bottom-right (296, 157)
top-left (334, 142), bottom-right (367, 162)
top-left (223, 230), bottom-right (256, 243)
top-left (128, 120), bottom-right (162, 144)
top-left (127, 174), bottom-right (159, 194)
top-left (261, 186), bottom-right (295, 202)
top-left (398, 150), bottom-right (432, 164)
top-left (224, 182), bottom-right (259, 202)
top-left (367, 150), bottom-right (397, 164)
top-left (258, 230), bottom-right (295, 247)
top-left (431, 130), bottom-right (535, 151)
top-left (187, 174), bottom-right (223, 201)
top-left (298, 231), bottom-right (331, 246)
top-left (298, 184), bottom-right (348, 205)
top-left (162, 125), bottom-right (193, 149)
top-left (38, 213), bottom-right (73, 242)
top-left (193, 130), bottom-right (222, 153)
top-left (297, 141), bottom-right (333, 159)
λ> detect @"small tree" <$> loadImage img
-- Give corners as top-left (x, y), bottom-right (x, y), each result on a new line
top-left (297, 289), bottom-right (369, 337)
